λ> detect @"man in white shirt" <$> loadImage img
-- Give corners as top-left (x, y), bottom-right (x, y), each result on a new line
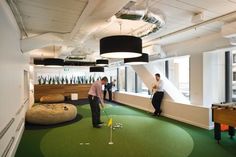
top-left (151, 73), bottom-right (164, 116)
top-left (88, 76), bottom-right (108, 128)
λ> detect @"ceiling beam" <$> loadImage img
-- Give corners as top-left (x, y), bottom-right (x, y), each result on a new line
top-left (68, 0), bottom-right (130, 42)
top-left (21, 33), bottom-right (68, 53)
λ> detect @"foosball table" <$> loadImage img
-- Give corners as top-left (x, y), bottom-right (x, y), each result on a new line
top-left (212, 103), bottom-right (236, 143)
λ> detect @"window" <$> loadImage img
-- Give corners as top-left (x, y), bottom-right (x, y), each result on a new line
top-left (126, 66), bottom-right (135, 92)
top-left (233, 72), bottom-right (236, 82)
top-left (232, 50), bottom-right (236, 101)
top-left (104, 67), bottom-right (118, 91)
top-left (24, 70), bottom-right (29, 101)
top-left (137, 75), bottom-right (149, 95)
top-left (168, 56), bottom-right (190, 99)
top-left (233, 54), bottom-right (236, 63)
top-left (118, 66), bottom-right (125, 91)
top-left (151, 60), bottom-right (166, 76)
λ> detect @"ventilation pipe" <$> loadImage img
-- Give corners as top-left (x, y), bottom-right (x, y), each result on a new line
top-left (115, 1), bottom-right (165, 37)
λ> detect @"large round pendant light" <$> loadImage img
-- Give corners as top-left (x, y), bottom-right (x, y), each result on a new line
top-left (100, 35), bottom-right (142, 58)
top-left (89, 66), bottom-right (104, 72)
top-left (124, 53), bottom-right (149, 65)
top-left (96, 59), bottom-right (109, 66)
top-left (33, 58), bottom-right (44, 66)
top-left (44, 58), bottom-right (64, 67)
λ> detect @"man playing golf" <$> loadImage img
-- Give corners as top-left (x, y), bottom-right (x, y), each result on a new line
top-left (88, 76), bottom-right (108, 128)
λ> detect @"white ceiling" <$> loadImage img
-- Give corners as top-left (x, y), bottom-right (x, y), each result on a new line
top-left (9, 0), bottom-right (236, 59)
top-left (15, 0), bottom-right (88, 34)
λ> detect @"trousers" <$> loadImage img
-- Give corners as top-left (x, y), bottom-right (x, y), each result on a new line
top-left (152, 91), bottom-right (164, 114)
top-left (104, 90), bottom-right (112, 101)
top-left (88, 95), bottom-right (101, 126)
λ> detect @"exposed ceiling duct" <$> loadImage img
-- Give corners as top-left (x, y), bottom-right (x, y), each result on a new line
top-left (115, 1), bottom-right (165, 37)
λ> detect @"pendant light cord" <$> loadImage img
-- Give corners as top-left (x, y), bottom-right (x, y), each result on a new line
top-left (119, 21), bottom-right (122, 35)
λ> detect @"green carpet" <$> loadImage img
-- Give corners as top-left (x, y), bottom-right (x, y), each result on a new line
top-left (16, 103), bottom-right (236, 157)
top-left (40, 115), bottom-right (193, 157)
top-left (80, 103), bottom-right (113, 110)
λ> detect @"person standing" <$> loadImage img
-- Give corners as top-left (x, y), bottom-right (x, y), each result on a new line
top-left (104, 79), bottom-right (116, 101)
top-left (88, 76), bottom-right (108, 128)
top-left (151, 73), bottom-right (164, 116)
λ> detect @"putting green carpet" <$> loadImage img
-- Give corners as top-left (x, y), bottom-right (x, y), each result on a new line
top-left (16, 103), bottom-right (236, 157)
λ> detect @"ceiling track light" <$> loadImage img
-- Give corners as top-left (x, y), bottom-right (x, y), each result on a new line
top-left (100, 35), bottom-right (142, 58)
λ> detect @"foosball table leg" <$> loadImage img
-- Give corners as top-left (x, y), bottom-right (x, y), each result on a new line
top-left (228, 126), bottom-right (235, 139)
top-left (214, 123), bottom-right (221, 143)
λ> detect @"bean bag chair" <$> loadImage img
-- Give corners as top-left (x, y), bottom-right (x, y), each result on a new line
top-left (40, 94), bottom-right (64, 103)
top-left (26, 103), bottom-right (77, 125)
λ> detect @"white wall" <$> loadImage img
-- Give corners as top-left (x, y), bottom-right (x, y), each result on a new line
top-left (113, 92), bottom-right (212, 129)
top-left (162, 32), bottom-right (232, 57)
top-left (0, 1), bottom-right (30, 156)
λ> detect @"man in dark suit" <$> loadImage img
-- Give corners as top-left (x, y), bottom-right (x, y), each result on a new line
top-left (104, 79), bottom-right (116, 101)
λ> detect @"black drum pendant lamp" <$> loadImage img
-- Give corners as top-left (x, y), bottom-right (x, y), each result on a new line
top-left (44, 58), bottom-right (64, 67)
top-left (100, 35), bottom-right (142, 58)
top-left (34, 58), bottom-right (44, 66)
top-left (96, 59), bottom-right (109, 66)
top-left (124, 53), bottom-right (149, 65)
top-left (89, 66), bottom-right (104, 72)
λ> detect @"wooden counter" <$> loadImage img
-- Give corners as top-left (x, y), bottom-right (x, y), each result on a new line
top-left (34, 84), bottom-right (91, 102)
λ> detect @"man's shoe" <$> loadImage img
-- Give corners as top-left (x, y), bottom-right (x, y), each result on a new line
top-left (152, 113), bottom-right (157, 116)
top-left (98, 122), bottom-right (104, 124)
top-left (93, 125), bottom-right (102, 128)
top-left (157, 110), bottom-right (162, 117)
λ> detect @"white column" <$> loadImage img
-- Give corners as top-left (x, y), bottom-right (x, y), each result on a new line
top-left (203, 51), bottom-right (225, 107)
top-left (190, 53), bottom-right (203, 105)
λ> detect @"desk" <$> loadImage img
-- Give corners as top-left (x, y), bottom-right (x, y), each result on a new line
top-left (212, 103), bottom-right (236, 143)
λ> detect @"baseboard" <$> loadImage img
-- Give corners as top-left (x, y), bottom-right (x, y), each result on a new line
top-left (208, 124), bottom-right (214, 130)
top-left (10, 122), bottom-right (25, 157)
top-left (162, 113), bottom-right (212, 130)
top-left (113, 100), bottom-right (212, 130)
